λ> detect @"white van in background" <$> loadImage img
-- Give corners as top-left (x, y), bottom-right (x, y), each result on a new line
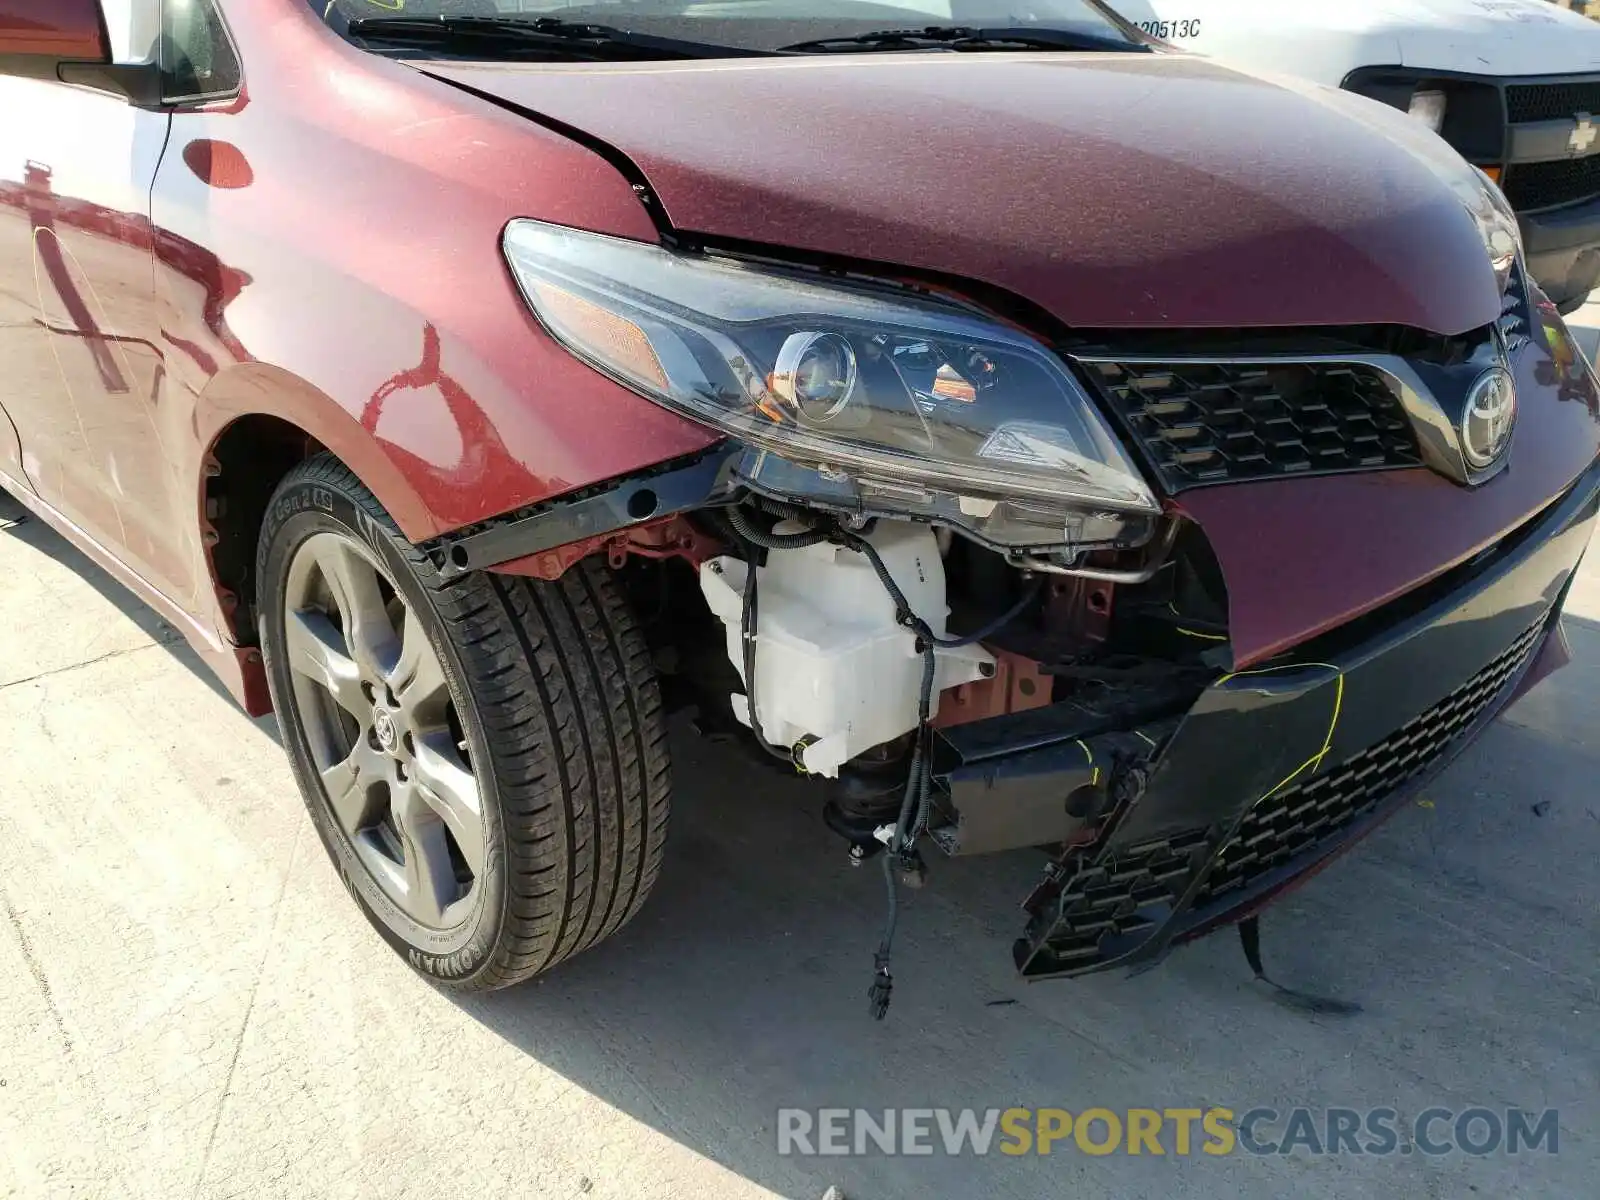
top-left (1112, 0), bottom-right (1600, 312)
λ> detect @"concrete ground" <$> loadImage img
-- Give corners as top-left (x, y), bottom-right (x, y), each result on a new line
top-left (3, 323), bottom-right (1600, 1200)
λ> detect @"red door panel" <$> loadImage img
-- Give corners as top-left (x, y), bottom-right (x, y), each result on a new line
top-left (0, 77), bottom-right (198, 605)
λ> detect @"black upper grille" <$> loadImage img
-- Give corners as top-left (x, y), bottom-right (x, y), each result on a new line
top-left (1088, 361), bottom-right (1422, 491)
top-left (1503, 154), bottom-right (1600, 212)
top-left (1192, 614), bottom-right (1547, 907)
top-left (1506, 80), bottom-right (1600, 125)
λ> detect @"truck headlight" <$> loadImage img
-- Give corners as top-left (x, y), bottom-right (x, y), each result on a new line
top-left (503, 220), bottom-right (1158, 517)
top-left (1407, 88), bottom-right (1448, 133)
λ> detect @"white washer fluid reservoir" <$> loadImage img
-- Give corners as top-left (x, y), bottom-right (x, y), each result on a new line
top-left (698, 521), bottom-right (994, 777)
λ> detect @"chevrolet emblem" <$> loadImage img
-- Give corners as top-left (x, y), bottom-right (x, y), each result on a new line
top-left (1572, 112), bottom-right (1597, 156)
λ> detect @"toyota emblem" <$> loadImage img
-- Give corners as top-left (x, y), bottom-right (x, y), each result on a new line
top-left (1460, 366), bottom-right (1517, 471)
top-left (373, 708), bottom-right (399, 753)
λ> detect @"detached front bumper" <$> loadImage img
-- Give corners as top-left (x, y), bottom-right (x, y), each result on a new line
top-left (1522, 196), bottom-right (1600, 315)
top-left (962, 451), bottom-right (1600, 980)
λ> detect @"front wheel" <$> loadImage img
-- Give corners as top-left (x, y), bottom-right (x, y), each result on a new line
top-left (257, 455), bottom-right (671, 990)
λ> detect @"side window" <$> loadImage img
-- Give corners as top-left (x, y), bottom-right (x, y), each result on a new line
top-left (161, 0), bottom-right (241, 103)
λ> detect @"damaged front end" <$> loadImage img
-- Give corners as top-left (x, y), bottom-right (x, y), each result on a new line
top-left (423, 217), bottom-right (1600, 1012)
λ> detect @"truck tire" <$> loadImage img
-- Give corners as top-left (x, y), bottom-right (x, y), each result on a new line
top-left (256, 453), bottom-right (670, 990)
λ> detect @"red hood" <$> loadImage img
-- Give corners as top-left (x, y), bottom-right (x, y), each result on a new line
top-left (421, 53), bottom-right (1498, 335)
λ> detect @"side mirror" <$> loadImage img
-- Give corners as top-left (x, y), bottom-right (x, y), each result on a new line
top-left (0, 0), bottom-right (162, 105)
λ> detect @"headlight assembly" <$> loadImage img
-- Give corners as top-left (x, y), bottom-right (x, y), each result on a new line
top-left (1459, 167), bottom-right (1521, 296)
top-left (503, 220), bottom-right (1158, 546)
top-left (1407, 88), bottom-right (1448, 133)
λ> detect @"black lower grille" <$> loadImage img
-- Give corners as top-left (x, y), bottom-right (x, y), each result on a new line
top-left (1087, 360), bottom-right (1422, 491)
top-left (1020, 832), bottom-right (1208, 970)
top-left (1506, 80), bottom-right (1600, 125)
top-left (1503, 155), bottom-right (1600, 212)
top-left (1192, 614), bottom-right (1548, 906)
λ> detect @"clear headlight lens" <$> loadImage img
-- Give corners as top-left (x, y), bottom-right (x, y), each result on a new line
top-left (1456, 167), bottom-right (1521, 295)
top-left (1407, 88), bottom-right (1448, 133)
top-left (503, 220), bottom-right (1158, 515)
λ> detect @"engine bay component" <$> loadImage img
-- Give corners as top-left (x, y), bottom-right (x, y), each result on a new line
top-left (930, 726), bottom-right (1133, 858)
top-left (698, 520), bottom-right (993, 776)
top-left (927, 675), bottom-right (1194, 857)
top-left (932, 647), bottom-right (1054, 729)
top-left (426, 445), bottom-right (736, 581)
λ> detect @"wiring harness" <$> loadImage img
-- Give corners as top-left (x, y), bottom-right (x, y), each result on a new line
top-left (718, 500), bottom-right (1040, 1018)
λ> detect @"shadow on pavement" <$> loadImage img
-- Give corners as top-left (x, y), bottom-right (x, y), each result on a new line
top-left (0, 486), bottom-right (255, 715)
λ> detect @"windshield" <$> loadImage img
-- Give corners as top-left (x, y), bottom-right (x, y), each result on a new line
top-left (316, 0), bottom-right (1142, 54)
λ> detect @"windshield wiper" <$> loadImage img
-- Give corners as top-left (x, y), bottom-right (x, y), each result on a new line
top-left (347, 15), bottom-right (779, 61)
top-left (780, 25), bottom-right (1148, 55)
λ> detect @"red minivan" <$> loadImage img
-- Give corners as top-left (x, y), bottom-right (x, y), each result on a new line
top-left (1, 0), bottom-right (1596, 1014)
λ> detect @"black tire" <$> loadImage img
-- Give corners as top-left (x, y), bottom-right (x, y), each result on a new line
top-left (257, 453), bottom-right (671, 990)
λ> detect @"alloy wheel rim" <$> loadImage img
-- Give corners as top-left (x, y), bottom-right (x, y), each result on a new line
top-left (283, 532), bottom-right (484, 930)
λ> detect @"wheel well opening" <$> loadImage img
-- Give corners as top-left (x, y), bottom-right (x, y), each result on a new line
top-left (205, 415), bottom-right (321, 644)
